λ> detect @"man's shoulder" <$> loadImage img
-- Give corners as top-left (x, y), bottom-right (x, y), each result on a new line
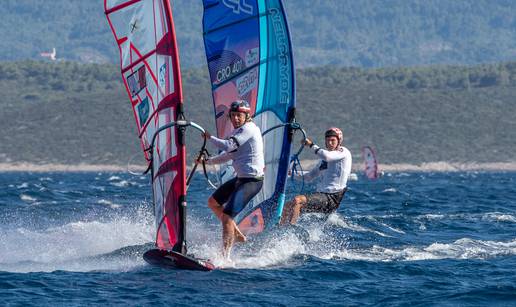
top-left (242, 122), bottom-right (261, 134)
top-left (338, 146), bottom-right (352, 157)
top-left (233, 122), bottom-right (251, 135)
top-left (339, 146), bottom-right (351, 152)
top-left (232, 122), bottom-right (261, 142)
top-left (245, 121), bottom-right (260, 129)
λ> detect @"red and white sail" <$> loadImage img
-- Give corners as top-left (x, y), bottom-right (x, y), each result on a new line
top-left (362, 146), bottom-right (379, 180)
top-left (104, 0), bottom-right (186, 252)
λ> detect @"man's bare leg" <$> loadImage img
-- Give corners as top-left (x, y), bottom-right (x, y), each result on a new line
top-left (208, 196), bottom-right (246, 242)
top-left (208, 196), bottom-right (224, 220)
top-left (222, 213), bottom-right (236, 259)
top-left (280, 201), bottom-right (294, 225)
top-left (285, 195), bottom-right (307, 225)
top-left (229, 218), bottom-right (246, 242)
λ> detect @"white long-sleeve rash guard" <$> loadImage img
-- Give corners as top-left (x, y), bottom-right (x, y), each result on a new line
top-left (205, 121), bottom-right (265, 178)
top-left (299, 144), bottom-right (352, 193)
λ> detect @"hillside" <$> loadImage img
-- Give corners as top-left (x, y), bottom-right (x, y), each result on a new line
top-left (0, 61), bottom-right (515, 165)
top-left (1, 0), bottom-right (516, 67)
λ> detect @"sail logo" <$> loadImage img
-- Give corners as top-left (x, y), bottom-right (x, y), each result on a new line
top-left (238, 209), bottom-right (264, 234)
top-left (245, 48), bottom-right (259, 67)
top-left (158, 64), bottom-right (166, 88)
top-left (137, 97), bottom-right (150, 128)
top-left (216, 58), bottom-right (243, 84)
top-left (127, 65), bottom-right (147, 97)
top-left (130, 19), bottom-right (139, 33)
top-left (236, 67), bottom-right (258, 96)
top-left (270, 8), bottom-right (290, 104)
top-left (222, 0), bottom-right (253, 15)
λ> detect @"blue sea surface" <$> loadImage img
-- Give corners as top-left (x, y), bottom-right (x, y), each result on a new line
top-left (1, 171), bottom-right (515, 306)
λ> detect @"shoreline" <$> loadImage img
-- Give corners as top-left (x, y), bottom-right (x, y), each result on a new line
top-left (1, 161), bottom-right (516, 173)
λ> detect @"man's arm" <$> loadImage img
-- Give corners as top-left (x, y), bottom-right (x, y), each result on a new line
top-left (205, 151), bottom-right (232, 165)
top-left (208, 135), bottom-right (239, 152)
top-left (293, 162), bottom-right (321, 182)
top-left (311, 145), bottom-right (346, 162)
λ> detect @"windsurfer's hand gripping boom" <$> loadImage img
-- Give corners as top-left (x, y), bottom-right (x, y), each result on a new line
top-left (302, 138), bottom-right (314, 148)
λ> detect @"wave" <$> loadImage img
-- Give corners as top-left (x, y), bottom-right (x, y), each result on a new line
top-left (17, 182), bottom-right (29, 189)
top-left (0, 207), bottom-right (154, 273)
top-left (20, 194), bottom-right (36, 202)
top-left (482, 213), bottom-right (516, 223)
top-left (185, 209), bottom-right (516, 269)
top-left (324, 214), bottom-right (391, 237)
top-left (327, 238), bottom-right (516, 262)
top-left (1, 195), bottom-right (513, 272)
top-left (97, 199), bottom-right (121, 209)
top-left (351, 212), bottom-right (516, 224)
top-left (215, 231), bottom-right (307, 269)
top-left (189, 217), bottom-right (516, 268)
top-left (414, 212), bottom-right (516, 223)
top-left (3, 214), bottom-right (514, 272)
top-left (380, 162), bottom-right (516, 172)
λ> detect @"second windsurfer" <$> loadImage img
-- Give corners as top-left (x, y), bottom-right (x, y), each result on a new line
top-left (201, 100), bottom-right (265, 259)
top-left (281, 127), bottom-right (352, 225)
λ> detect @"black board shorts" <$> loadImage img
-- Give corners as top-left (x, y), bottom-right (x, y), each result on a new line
top-left (302, 188), bottom-right (347, 214)
top-left (212, 177), bottom-right (264, 218)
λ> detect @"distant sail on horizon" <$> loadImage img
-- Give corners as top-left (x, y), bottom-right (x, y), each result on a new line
top-left (362, 146), bottom-right (379, 180)
top-left (40, 47), bottom-right (56, 61)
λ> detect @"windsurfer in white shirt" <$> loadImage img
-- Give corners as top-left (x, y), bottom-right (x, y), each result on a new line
top-left (281, 127), bottom-right (352, 225)
top-left (201, 100), bottom-right (265, 259)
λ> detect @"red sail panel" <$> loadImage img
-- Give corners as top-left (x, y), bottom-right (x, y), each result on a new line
top-left (104, 0), bottom-right (186, 251)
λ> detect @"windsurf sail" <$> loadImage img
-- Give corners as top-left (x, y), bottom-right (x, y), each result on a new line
top-left (202, 0), bottom-right (296, 235)
top-left (362, 146), bottom-right (379, 180)
top-left (104, 0), bottom-right (187, 253)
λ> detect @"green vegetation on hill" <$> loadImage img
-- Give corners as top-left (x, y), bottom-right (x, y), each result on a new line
top-left (1, 0), bottom-right (516, 67)
top-left (0, 61), bottom-right (515, 165)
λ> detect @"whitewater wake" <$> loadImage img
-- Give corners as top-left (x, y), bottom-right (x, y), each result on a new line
top-left (2, 206), bottom-right (515, 273)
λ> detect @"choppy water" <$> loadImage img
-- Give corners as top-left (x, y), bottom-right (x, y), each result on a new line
top-left (1, 171), bottom-right (515, 305)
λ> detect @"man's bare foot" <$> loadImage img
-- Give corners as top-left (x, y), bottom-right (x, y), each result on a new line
top-left (234, 227), bottom-right (247, 243)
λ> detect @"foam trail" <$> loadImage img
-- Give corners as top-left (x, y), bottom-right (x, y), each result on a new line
top-left (326, 214), bottom-right (391, 237)
top-left (327, 238), bottom-right (516, 262)
top-left (20, 194), bottom-right (37, 202)
top-left (97, 199), bottom-right (122, 209)
top-left (362, 216), bottom-right (406, 234)
top-left (187, 215), bottom-right (308, 269)
top-left (482, 213), bottom-right (516, 223)
top-left (0, 206), bottom-right (154, 273)
top-left (415, 212), bottom-right (516, 223)
top-left (229, 233), bottom-right (306, 269)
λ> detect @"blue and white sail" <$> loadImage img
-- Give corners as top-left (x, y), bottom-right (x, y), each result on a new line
top-left (202, 0), bottom-right (296, 234)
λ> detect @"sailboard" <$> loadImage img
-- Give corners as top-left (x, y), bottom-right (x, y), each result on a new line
top-left (104, 0), bottom-right (214, 271)
top-left (202, 0), bottom-right (296, 235)
top-left (362, 146), bottom-right (379, 180)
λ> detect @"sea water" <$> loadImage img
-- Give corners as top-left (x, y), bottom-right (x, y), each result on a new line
top-left (0, 171), bottom-right (515, 305)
